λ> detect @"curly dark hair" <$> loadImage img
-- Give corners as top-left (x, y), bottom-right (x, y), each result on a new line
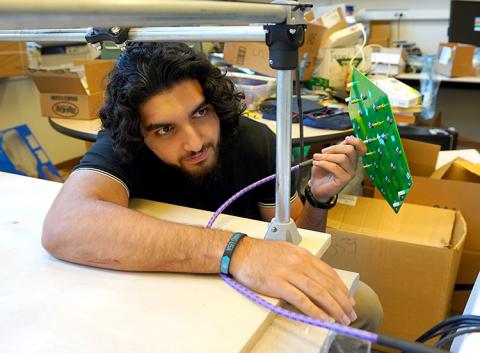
top-left (99, 42), bottom-right (245, 162)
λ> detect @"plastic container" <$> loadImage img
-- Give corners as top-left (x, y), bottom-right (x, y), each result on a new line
top-left (226, 72), bottom-right (276, 106)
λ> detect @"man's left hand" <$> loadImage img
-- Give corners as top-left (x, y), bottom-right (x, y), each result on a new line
top-left (309, 135), bottom-right (367, 202)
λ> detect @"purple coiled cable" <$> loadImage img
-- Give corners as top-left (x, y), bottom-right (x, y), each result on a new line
top-left (205, 160), bottom-right (379, 344)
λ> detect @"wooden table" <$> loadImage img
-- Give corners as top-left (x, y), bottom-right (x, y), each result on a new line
top-left (49, 117), bottom-right (352, 145)
top-left (0, 172), bottom-right (358, 353)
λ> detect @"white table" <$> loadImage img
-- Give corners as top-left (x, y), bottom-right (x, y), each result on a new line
top-left (0, 172), bottom-right (358, 353)
top-left (396, 72), bottom-right (480, 85)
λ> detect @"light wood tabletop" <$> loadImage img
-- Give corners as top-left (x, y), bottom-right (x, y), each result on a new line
top-left (0, 172), bottom-right (358, 353)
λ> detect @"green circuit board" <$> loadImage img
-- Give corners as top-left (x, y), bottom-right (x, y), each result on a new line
top-left (347, 68), bottom-right (413, 213)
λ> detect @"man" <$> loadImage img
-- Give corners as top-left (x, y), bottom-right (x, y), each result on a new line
top-left (42, 42), bottom-right (382, 330)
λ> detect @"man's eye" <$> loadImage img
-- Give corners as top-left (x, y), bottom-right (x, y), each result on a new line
top-left (193, 106), bottom-right (208, 118)
top-left (156, 126), bottom-right (174, 136)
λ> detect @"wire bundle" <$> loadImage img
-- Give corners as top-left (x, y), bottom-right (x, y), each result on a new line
top-left (416, 315), bottom-right (480, 349)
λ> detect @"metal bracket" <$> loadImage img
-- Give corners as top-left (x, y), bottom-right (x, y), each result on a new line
top-left (85, 27), bottom-right (130, 51)
top-left (264, 217), bottom-right (301, 244)
top-left (264, 22), bottom-right (305, 70)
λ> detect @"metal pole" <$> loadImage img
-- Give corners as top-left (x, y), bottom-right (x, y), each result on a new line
top-left (0, 0), bottom-right (287, 29)
top-left (275, 70), bottom-right (293, 223)
top-left (0, 26), bottom-right (266, 42)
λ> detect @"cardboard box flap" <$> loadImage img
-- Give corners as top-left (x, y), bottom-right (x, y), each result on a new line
top-left (452, 211), bottom-right (467, 250)
top-left (402, 138), bottom-right (440, 177)
top-left (328, 196), bottom-right (456, 248)
top-left (74, 59), bottom-right (115, 93)
top-left (30, 70), bottom-right (87, 95)
top-left (431, 157), bottom-right (480, 183)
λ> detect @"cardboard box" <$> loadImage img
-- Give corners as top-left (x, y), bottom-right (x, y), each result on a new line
top-left (434, 43), bottom-right (476, 78)
top-left (402, 138), bottom-right (441, 177)
top-left (223, 8), bottom-right (347, 80)
top-left (368, 21), bottom-right (391, 47)
top-left (371, 48), bottom-right (407, 76)
top-left (372, 77), bottom-right (421, 108)
top-left (224, 23), bottom-right (330, 80)
top-left (452, 250), bottom-right (480, 313)
top-left (0, 42), bottom-right (29, 78)
top-left (311, 46), bottom-right (372, 90)
top-left (323, 195), bottom-right (466, 341)
top-left (30, 60), bottom-right (115, 120)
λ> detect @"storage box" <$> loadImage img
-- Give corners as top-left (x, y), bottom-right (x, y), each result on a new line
top-left (226, 72), bottom-right (275, 105)
top-left (371, 77), bottom-right (421, 108)
top-left (375, 140), bottom-right (480, 315)
top-left (0, 42), bottom-right (29, 78)
top-left (371, 48), bottom-right (407, 76)
top-left (0, 124), bottom-right (61, 181)
top-left (434, 42), bottom-right (476, 77)
top-left (368, 21), bottom-right (391, 47)
top-left (323, 195), bottom-right (466, 342)
top-left (223, 9), bottom-right (346, 80)
top-left (401, 138), bottom-right (441, 177)
top-left (311, 46), bottom-right (372, 90)
top-left (30, 60), bottom-right (115, 120)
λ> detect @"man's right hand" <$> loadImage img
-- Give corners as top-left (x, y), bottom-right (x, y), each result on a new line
top-left (229, 237), bottom-right (357, 325)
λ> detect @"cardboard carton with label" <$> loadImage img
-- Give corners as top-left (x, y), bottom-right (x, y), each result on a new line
top-left (30, 60), bottom-right (115, 120)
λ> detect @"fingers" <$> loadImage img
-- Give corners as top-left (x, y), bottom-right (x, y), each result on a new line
top-left (281, 283), bottom-right (334, 323)
top-left (344, 135), bottom-right (367, 156)
top-left (312, 160), bottom-right (351, 185)
top-left (313, 153), bottom-right (355, 177)
top-left (290, 275), bottom-right (356, 325)
top-left (320, 143), bottom-right (358, 167)
top-left (305, 261), bottom-right (357, 321)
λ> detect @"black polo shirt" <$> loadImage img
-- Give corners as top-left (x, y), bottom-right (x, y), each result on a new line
top-left (75, 116), bottom-right (297, 221)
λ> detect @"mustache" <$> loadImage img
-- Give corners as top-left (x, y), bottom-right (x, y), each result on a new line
top-left (181, 143), bottom-right (215, 161)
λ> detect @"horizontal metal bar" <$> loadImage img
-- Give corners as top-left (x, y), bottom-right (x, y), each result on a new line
top-left (0, 0), bottom-right (288, 29)
top-left (0, 26), bottom-right (266, 42)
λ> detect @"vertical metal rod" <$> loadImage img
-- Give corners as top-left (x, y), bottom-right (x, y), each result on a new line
top-left (275, 70), bottom-right (293, 223)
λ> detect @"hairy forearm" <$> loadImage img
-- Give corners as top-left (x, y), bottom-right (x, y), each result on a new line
top-left (296, 202), bottom-right (328, 233)
top-left (42, 199), bottom-right (233, 273)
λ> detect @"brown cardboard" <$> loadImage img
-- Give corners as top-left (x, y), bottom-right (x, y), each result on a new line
top-left (452, 250), bottom-right (480, 313)
top-left (434, 42), bottom-right (476, 77)
top-left (0, 42), bottom-right (29, 78)
top-left (368, 21), bottom-right (391, 47)
top-left (323, 196), bottom-right (466, 341)
top-left (223, 9), bottom-right (346, 79)
top-left (401, 138), bottom-right (440, 177)
top-left (223, 24), bottom-right (327, 79)
top-left (431, 158), bottom-right (480, 183)
top-left (30, 60), bottom-right (115, 120)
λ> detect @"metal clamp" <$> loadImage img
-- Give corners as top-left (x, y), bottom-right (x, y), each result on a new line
top-left (85, 27), bottom-right (130, 51)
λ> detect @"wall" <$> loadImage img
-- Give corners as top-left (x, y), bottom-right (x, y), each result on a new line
top-left (321, 0), bottom-right (451, 54)
top-left (0, 76), bottom-right (87, 164)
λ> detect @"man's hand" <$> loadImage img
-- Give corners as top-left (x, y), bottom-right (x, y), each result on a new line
top-left (230, 237), bottom-right (357, 325)
top-left (309, 135), bottom-right (367, 202)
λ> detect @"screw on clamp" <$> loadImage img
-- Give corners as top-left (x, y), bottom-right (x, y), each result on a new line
top-left (263, 23), bottom-right (306, 70)
top-left (85, 27), bottom-right (130, 51)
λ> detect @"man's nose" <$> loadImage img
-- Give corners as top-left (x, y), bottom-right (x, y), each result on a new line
top-left (183, 124), bottom-right (203, 152)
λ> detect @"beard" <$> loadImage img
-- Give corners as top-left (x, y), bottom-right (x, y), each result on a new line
top-left (176, 140), bottom-right (224, 188)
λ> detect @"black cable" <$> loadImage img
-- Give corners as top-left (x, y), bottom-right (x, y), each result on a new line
top-left (377, 334), bottom-right (447, 353)
top-left (437, 323), bottom-right (480, 340)
top-left (416, 315), bottom-right (480, 343)
top-left (295, 64), bottom-right (305, 195)
top-left (435, 328), bottom-right (480, 348)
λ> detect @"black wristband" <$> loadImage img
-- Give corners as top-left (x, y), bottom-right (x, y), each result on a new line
top-left (220, 232), bottom-right (247, 275)
top-left (304, 184), bottom-right (338, 209)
